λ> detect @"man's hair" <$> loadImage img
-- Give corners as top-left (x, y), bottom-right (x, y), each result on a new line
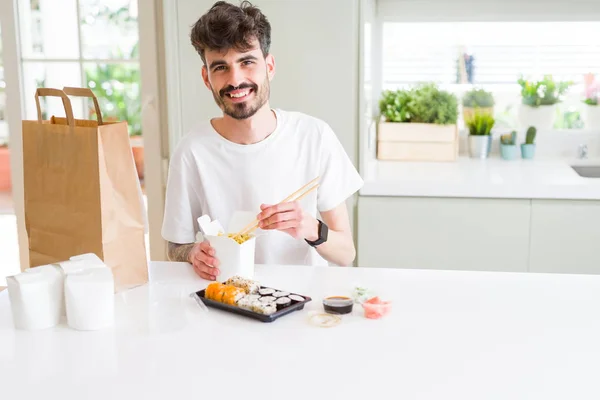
top-left (190, 1), bottom-right (272, 65)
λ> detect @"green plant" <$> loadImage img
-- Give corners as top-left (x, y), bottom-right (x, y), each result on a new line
top-left (500, 130), bottom-right (517, 145)
top-left (517, 75), bottom-right (572, 107)
top-left (379, 89), bottom-right (412, 123)
top-left (525, 126), bottom-right (536, 144)
top-left (379, 83), bottom-right (458, 125)
top-left (466, 112), bottom-right (495, 136)
top-left (462, 88), bottom-right (494, 108)
top-left (85, 60), bottom-right (141, 136)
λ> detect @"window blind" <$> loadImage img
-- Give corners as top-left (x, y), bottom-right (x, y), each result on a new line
top-left (382, 22), bottom-right (600, 89)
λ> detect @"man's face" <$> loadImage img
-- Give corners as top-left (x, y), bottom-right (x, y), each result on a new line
top-left (202, 41), bottom-right (275, 120)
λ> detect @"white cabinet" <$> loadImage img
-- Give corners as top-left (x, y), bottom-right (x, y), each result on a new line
top-left (357, 196), bottom-right (531, 272)
top-left (529, 200), bottom-right (600, 274)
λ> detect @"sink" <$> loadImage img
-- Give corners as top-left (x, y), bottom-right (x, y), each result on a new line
top-left (571, 165), bottom-right (600, 178)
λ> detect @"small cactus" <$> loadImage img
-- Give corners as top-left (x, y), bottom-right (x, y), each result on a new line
top-left (500, 130), bottom-right (517, 145)
top-left (525, 126), bottom-right (536, 145)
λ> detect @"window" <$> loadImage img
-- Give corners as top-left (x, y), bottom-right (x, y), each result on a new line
top-left (0, 23), bottom-right (7, 143)
top-left (381, 21), bottom-right (600, 130)
top-left (18, 0), bottom-right (140, 137)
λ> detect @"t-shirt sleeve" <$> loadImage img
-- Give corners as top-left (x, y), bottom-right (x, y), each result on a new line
top-left (317, 123), bottom-right (364, 212)
top-left (161, 149), bottom-right (203, 244)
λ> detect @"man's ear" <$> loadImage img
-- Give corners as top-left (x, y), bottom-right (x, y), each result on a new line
top-left (265, 54), bottom-right (276, 81)
top-left (201, 65), bottom-right (211, 90)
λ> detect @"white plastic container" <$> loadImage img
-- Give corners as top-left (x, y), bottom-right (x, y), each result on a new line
top-left (197, 211), bottom-right (258, 281)
top-left (6, 265), bottom-right (63, 330)
top-left (64, 267), bottom-right (115, 331)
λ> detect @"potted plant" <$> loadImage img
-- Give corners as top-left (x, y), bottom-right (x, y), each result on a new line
top-left (466, 110), bottom-right (495, 159)
top-left (462, 88), bottom-right (494, 121)
top-left (377, 82), bottom-right (459, 162)
top-left (499, 130), bottom-right (518, 160)
top-left (583, 73), bottom-right (600, 131)
top-left (517, 75), bottom-right (572, 130)
top-left (0, 139), bottom-right (11, 193)
top-left (521, 126), bottom-right (537, 159)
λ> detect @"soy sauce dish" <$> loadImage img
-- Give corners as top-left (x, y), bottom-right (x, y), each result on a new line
top-left (322, 296), bottom-right (354, 315)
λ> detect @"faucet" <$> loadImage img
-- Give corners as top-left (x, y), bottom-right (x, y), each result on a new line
top-left (578, 144), bottom-right (588, 159)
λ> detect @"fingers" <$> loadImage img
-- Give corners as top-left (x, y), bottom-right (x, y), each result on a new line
top-left (261, 218), bottom-right (298, 231)
top-left (258, 202), bottom-right (298, 221)
top-left (193, 261), bottom-right (220, 281)
top-left (192, 240), bottom-right (220, 281)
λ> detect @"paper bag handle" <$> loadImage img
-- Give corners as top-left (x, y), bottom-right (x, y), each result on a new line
top-left (62, 87), bottom-right (104, 125)
top-left (35, 88), bottom-right (75, 127)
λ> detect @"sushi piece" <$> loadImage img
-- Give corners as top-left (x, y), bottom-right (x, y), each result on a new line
top-left (275, 297), bottom-right (291, 309)
top-left (259, 296), bottom-right (276, 303)
top-left (273, 291), bottom-right (290, 298)
top-left (258, 288), bottom-right (275, 296)
top-left (252, 302), bottom-right (277, 315)
top-left (205, 282), bottom-right (225, 302)
top-left (225, 275), bottom-right (260, 294)
top-left (221, 286), bottom-right (246, 306)
top-left (289, 294), bottom-right (305, 302)
top-left (246, 294), bottom-right (261, 301)
top-left (236, 296), bottom-right (255, 311)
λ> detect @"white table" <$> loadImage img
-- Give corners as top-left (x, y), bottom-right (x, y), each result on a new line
top-left (2, 262), bottom-right (600, 399)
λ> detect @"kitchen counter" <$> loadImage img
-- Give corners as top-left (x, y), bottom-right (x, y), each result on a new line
top-left (2, 262), bottom-right (600, 399)
top-left (360, 157), bottom-right (600, 199)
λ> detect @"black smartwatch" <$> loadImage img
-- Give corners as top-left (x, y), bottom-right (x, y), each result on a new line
top-left (305, 219), bottom-right (328, 247)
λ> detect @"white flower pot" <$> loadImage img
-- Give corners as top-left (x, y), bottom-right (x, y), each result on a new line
top-left (518, 104), bottom-right (556, 130)
top-left (583, 104), bottom-right (600, 131)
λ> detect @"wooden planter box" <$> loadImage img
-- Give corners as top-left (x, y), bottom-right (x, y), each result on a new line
top-left (377, 122), bottom-right (458, 162)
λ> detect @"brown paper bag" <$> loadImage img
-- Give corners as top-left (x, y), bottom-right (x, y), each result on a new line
top-left (22, 87), bottom-right (149, 291)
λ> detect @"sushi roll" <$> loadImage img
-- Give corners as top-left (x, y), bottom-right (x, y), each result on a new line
top-left (246, 294), bottom-right (261, 302)
top-left (252, 302), bottom-right (277, 315)
top-left (236, 296), bottom-right (255, 311)
top-left (221, 286), bottom-right (246, 306)
top-left (259, 296), bottom-right (276, 303)
top-left (205, 282), bottom-right (229, 302)
top-left (273, 291), bottom-right (290, 298)
top-left (258, 288), bottom-right (275, 296)
top-left (225, 276), bottom-right (260, 294)
top-left (275, 297), bottom-right (292, 309)
top-left (289, 294), bottom-right (305, 302)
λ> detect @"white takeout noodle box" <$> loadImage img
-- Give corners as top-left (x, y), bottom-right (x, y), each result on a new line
top-left (197, 211), bottom-right (259, 281)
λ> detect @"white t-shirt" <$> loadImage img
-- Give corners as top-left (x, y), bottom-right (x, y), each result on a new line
top-left (161, 109), bottom-right (364, 266)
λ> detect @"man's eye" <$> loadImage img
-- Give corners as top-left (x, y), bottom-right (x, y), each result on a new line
top-left (242, 60), bottom-right (254, 65)
top-left (214, 66), bottom-right (226, 71)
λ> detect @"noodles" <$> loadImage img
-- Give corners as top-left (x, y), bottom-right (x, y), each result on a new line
top-left (217, 232), bottom-right (252, 244)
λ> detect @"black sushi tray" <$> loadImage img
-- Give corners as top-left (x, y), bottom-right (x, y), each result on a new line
top-left (192, 285), bottom-right (312, 323)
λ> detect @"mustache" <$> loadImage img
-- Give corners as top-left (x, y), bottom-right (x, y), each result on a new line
top-left (220, 83), bottom-right (257, 97)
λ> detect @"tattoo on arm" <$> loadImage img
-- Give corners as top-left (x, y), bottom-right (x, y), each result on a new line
top-left (167, 242), bottom-right (195, 263)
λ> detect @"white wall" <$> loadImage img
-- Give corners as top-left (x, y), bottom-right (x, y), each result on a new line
top-left (164, 0), bottom-right (362, 235)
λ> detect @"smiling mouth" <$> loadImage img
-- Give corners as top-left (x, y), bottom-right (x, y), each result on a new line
top-left (226, 88), bottom-right (254, 100)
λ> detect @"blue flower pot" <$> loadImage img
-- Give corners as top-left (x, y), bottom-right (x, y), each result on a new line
top-left (500, 144), bottom-right (519, 160)
top-left (521, 144), bottom-right (536, 159)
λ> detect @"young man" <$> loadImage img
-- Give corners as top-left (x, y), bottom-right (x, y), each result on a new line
top-left (161, 1), bottom-right (363, 280)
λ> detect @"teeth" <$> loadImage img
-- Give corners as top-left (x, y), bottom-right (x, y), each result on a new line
top-left (229, 90), bottom-right (250, 98)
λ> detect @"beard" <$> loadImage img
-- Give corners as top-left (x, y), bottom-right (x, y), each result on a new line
top-left (211, 78), bottom-right (270, 120)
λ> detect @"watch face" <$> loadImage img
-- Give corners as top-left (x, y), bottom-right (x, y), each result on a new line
top-left (319, 220), bottom-right (328, 242)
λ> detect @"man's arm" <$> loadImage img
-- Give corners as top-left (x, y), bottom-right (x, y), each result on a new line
top-left (257, 200), bottom-right (357, 266)
top-left (307, 202), bottom-right (356, 266)
top-left (167, 241), bottom-right (194, 263)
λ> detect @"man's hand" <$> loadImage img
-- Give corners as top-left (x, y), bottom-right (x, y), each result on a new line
top-left (188, 240), bottom-right (220, 280)
top-left (257, 202), bottom-right (319, 240)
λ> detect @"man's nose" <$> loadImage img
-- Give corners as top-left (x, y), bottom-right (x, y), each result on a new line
top-left (227, 66), bottom-right (245, 87)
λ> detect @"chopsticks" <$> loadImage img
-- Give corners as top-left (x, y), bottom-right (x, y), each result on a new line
top-left (232, 176), bottom-right (320, 239)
